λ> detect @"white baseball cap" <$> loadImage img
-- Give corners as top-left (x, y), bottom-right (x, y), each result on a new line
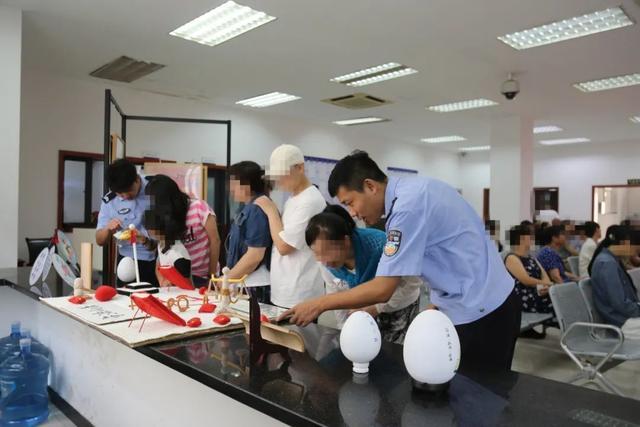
top-left (267, 144), bottom-right (305, 177)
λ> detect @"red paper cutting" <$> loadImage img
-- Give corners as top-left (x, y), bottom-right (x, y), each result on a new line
top-left (199, 303), bottom-right (216, 313)
top-left (187, 317), bottom-right (202, 328)
top-left (68, 296), bottom-right (86, 304)
top-left (213, 314), bottom-right (230, 326)
top-left (131, 293), bottom-right (187, 327)
top-left (158, 266), bottom-right (195, 290)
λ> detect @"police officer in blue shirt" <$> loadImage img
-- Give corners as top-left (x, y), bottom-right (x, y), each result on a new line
top-left (96, 159), bottom-right (158, 286)
top-left (281, 151), bottom-right (520, 371)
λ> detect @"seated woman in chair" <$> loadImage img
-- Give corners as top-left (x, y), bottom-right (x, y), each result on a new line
top-left (537, 225), bottom-right (580, 284)
top-left (589, 225), bottom-right (640, 340)
top-left (305, 205), bottom-right (422, 344)
top-left (505, 225), bottom-right (555, 314)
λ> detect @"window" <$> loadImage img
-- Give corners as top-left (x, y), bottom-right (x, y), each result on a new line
top-left (58, 151), bottom-right (104, 230)
top-left (534, 187), bottom-right (559, 212)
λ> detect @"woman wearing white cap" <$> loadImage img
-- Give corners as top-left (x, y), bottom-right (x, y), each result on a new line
top-left (254, 144), bottom-right (327, 308)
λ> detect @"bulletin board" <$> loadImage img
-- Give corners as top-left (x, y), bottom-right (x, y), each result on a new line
top-left (143, 162), bottom-right (207, 200)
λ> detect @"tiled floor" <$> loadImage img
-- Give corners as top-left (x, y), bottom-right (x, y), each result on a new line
top-left (513, 327), bottom-right (640, 401)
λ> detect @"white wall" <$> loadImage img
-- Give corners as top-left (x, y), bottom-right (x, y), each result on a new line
top-left (459, 151), bottom-right (490, 217)
top-left (458, 140), bottom-right (640, 223)
top-left (534, 142), bottom-right (640, 221)
top-left (18, 69), bottom-right (460, 261)
top-left (0, 6), bottom-right (21, 268)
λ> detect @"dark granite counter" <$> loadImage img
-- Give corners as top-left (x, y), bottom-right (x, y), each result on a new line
top-left (2, 267), bottom-right (640, 426)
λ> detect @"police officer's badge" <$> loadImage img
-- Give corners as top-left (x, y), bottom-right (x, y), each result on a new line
top-left (384, 230), bottom-right (402, 256)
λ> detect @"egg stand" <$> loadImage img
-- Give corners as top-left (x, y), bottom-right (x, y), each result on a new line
top-left (204, 267), bottom-right (249, 313)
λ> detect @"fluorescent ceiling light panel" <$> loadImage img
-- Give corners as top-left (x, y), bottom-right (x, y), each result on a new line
top-left (170, 1), bottom-right (276, 47)
top-left (534, 125), bottom-right (563, 134)
top-left (630, 116), bottom-right (640, 124)
top-left (421, 135), bottom-right (467, 144)
top-left (427, 99), bottom-right (498, 113)
top-left (459, 146), bottom-right (490, 152)
top-left (330, 62), bottom-right (418, 87)
top-left (333, 117), bottom-right (389, 126)
top-left (539, 137), bottom-right (590, 145)
top-left (574, 73), bottom-right (640, 92)
top-left (236, 92), bottom-right (300, 108)
top-left (498, 7), bottom-right (633, 50)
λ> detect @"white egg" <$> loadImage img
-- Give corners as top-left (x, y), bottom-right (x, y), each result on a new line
top-left (403, 310), bottom-right (460, 385)
top-left (117, 257), bottom-right (136, 283)
top-left (339, 311), bottom-right (381, 374)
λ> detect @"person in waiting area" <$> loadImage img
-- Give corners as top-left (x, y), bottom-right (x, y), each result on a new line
top-left (505, 225), bottom-right (555, 314)
top-left (225, 161), bottom-right (273, 303)
top-left (589, 225), bottom-right (640, 340)
top-left (145, 175), bottom-right (220, 287)
top-left (557, 220), bottom-right (580, 259)
top-left (537, 226), bottom-right (580, 284)
top-left (485, 220), bottom-right (504, 253)
top-left (253, 144), bottom-right (327, 308)
top-left (578, 221), bottom-right (601, 278)
top-left (305, 205), bottom-right (422, 344)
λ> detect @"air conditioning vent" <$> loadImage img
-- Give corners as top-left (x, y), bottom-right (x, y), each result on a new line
top-left (90, 56), bottom-right (165, 83)
top-left (322, 93), bottom-right (391, 109)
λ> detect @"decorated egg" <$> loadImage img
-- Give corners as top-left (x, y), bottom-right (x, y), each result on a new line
top-left (339, 311), bottom-right (381, 374)
top-left (117, 257), bottom-right (136, 282)
top-left (213, 314), bottom-right (230, 326)
top-left (95, 285), bottom-right (117, 302)
top-left (403, 310), bottom-right (460, 386)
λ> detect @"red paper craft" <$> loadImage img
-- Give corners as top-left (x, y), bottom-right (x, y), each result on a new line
top-left (131, 293), bottom-right (187, 327)
top-left (198, 287), bottom-right (207, 295)
top-left (129, 228), bottom-right (138, 245)
top-left (187, 317), bottom-right (202, 328)
top-left (260, 314), bottom-right (270, 323)
top-left (95, 285), bottom-right (117, 302)
top-left (68, 296), bottom-right (86, 304)
top-left (199, 303), bottom-right (216, 313)
top-left (213, 314), bottom-right (230, 326)
top-left (158, 266), bottom-right (195, 290)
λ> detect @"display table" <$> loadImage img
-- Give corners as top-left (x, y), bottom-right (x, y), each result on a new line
top-left (2, 268), bottom-right (640, 426)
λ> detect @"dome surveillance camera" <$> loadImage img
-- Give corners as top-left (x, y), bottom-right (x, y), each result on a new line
top-left (501, 73), bottom-right (520, 100)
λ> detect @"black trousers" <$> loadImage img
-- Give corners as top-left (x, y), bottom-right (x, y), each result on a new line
top-left (455, 289), bottom-right (521, 372)
top-left (116, 256), bottom-right (159, 287)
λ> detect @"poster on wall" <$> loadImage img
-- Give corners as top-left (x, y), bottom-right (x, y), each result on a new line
top-left (111, 133), bottom-right (125, 162)
top-left (143, 163), bottom-right (207, 200)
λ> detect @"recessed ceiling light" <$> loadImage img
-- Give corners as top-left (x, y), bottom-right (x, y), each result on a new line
top-left (534, 125), bottom-right (563, 134)
top-left (330, 63), bottom-right (418, 87)
top-left (574, 73), bottom-right (640, 92)
top-left (333, 117), bottom-right (389, 126)
top-left (170, 1), bottom-right (276, 47)
top-left (459, 146), bottom-right (490, 152)
top-left (427, 99), bottom-right (498, 113)
top-left (630, 116), bottom-right (640, 124)
top-left (236, 92), bottom-right (300, 108)
top-left (421, 136), bottom-right (467, 144)
top-left (539, 137), bottom-right (590, 145)
top-left (498, 7), bottom-right (633, 50)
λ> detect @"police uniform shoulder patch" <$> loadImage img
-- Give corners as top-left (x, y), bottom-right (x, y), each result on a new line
top-left (102, 192), bottom-right (116, 203)
top-left (384, 230), bottom-right (402, 256)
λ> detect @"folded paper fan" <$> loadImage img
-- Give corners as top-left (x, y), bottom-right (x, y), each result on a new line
top-left (158, 265), bottom-right (195, 290)
top-left (131, 293), bottom-right (187, 327)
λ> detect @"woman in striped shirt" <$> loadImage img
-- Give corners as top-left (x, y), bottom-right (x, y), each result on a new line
top-left (145, 175), bottom-right (221, 287)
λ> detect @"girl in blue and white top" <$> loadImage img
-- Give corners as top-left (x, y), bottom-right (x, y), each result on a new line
top-left (305, 205), bottom-right (422, 344)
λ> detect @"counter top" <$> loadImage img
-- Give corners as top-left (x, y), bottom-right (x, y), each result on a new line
top-left (3, 267), bottom-right (640, 426)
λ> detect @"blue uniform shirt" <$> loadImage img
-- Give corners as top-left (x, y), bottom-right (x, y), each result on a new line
top-left (96, 176), bottom-right (156, 261)
top-left (226, 198), bottom-right (272, 270)
top-left (375, 176), bottom-right (514, 325)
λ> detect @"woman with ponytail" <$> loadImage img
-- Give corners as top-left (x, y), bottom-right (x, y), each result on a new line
top-left (589, 224), bottom-right (640, 339)
top-left (305, 205), bottom-right (422, 344)
top-left (145, 175), bottom-right (221, 287)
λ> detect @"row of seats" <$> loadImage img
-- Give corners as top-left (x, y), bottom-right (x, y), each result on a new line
top-left (548, 271), bottom-right (640, 397)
